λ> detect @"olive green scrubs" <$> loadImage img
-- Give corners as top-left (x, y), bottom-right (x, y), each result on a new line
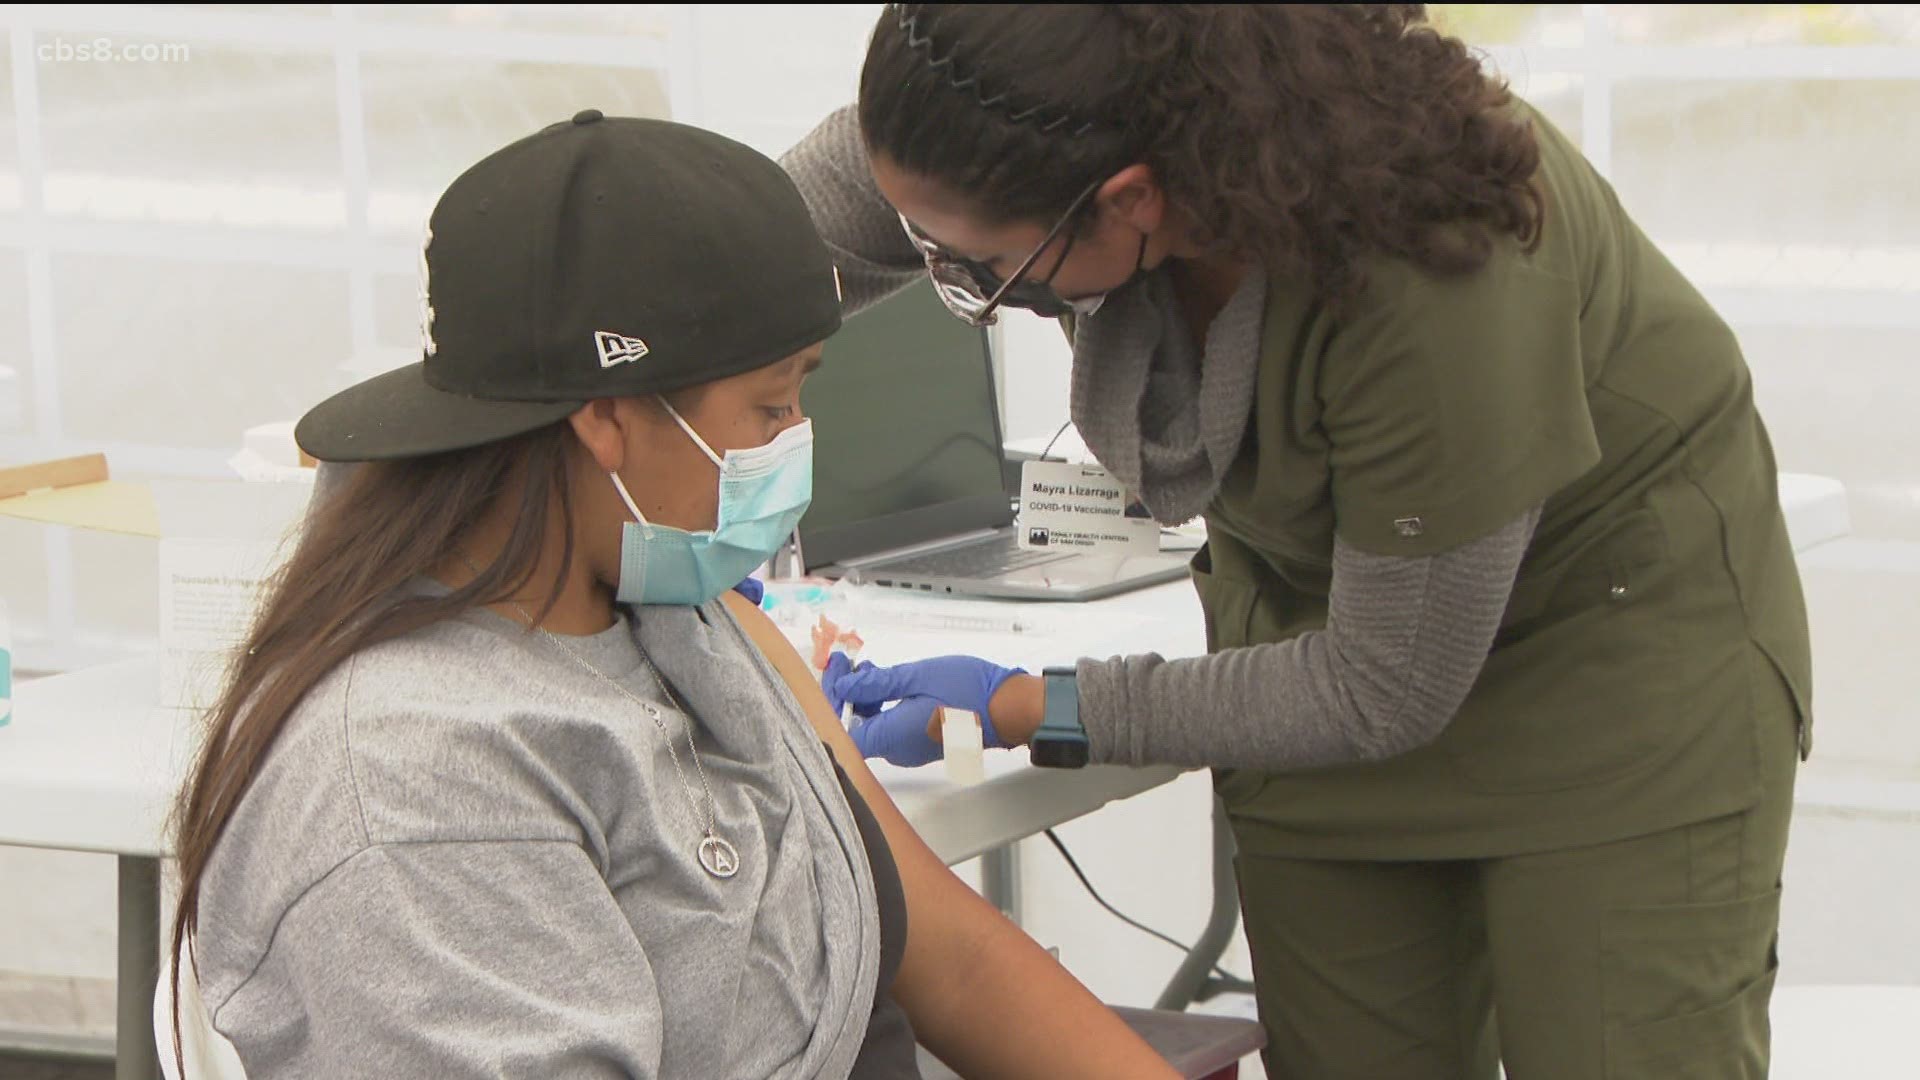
top-left (1199, 104), bottom-right (1810, 1078)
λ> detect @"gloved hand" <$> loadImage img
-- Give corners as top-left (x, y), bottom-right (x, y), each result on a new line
top-left (845, 695), bottom-right (948, 767)
top-left (819, 650), bottom-right (871, 718)
top-left (730, 577), bottom-right (765, 605)
top-left (821, 653), bottom-right (1025, 750)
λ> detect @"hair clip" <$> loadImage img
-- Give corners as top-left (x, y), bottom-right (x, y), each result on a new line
top-left (893, 3), bottom-right (1098, 138)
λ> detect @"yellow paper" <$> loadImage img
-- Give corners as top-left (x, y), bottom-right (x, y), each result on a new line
top-left (0, 480), bottom-right (160, 537)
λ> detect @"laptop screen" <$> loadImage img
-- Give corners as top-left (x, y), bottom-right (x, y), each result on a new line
top-left (797, 280), bottom-right (1013, 571)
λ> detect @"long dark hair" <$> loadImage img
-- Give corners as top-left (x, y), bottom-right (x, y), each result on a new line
top-left (165, 424), bottom-right (576, 1075)
top-left (860, 4), bottom-right (1544, 305)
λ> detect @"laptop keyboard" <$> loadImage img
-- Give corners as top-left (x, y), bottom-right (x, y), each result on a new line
top-left (873, 541), bottom-right (1073, 582)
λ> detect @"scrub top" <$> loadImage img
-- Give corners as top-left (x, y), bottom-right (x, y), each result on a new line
top-left (1198, 102), bottom-right (1811, 860)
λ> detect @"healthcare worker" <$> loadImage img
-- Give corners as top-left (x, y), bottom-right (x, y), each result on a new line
top-left (792, 6), bottom-right (1811, 1078)
top-left (166, 111), bottom-right (1176, 1079)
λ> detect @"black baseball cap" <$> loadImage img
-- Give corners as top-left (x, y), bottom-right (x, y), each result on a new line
top-left (295, 110), bottom-right (843, 462)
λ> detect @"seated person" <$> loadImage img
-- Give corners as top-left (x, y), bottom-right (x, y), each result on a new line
top-left (166, 112), bottom-right (1175, 1079)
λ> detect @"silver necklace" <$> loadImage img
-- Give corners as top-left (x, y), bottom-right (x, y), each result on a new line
top-left (477, 569), bottom-right (739, 880)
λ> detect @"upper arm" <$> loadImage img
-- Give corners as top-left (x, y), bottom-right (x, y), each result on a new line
top-left (1323, 503), bottom-right (1542, 756)
top-left (718, 603), bottom-right (1180, 1078)
top-left (779, 105), bottom-right (924, 315)
top-left (1322, 259), bottom-right (1598, 556)
top-left (214, 841), bottom-right (662, 1079)
top-left (718, 594), bottom-right (996, 1012)
top-left (719, 593), bottom-right (942, 875)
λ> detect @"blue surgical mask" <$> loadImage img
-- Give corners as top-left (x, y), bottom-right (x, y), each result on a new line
top-left (611, 401), bottom-right (813, 607)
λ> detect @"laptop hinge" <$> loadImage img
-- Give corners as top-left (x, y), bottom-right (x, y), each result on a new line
top-left (835, 527), bottom-right (1005, 570)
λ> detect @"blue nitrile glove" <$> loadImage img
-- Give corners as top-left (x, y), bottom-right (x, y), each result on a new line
top-left (847, 695), bottom-right (948, 767)
top-left (820, 650), bottom-right (874, 718)
top-left (827, 654), bottom-right (1025, 749)
top-left (730, 577), bottom-right (765, 606)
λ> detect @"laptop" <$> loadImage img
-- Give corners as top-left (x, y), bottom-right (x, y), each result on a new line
top-left (796, 281), bottom-right (1192, 602)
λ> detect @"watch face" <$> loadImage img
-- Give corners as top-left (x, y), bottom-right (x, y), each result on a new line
top-left (1032, 738), bottom-right (1090, 769)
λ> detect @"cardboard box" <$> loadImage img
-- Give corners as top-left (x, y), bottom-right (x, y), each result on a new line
top-left (152, 480), bottom-right (312, 710)
top-left (0, 454), bottom-right (314, 708)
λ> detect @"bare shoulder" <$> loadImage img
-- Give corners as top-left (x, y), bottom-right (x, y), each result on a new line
top-left (719, 590), bottom-right (793, 664)
top-left (720, 592), bottom-right (846, 745)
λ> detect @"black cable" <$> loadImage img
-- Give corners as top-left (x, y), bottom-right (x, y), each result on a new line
top-left (1042, 828), bottom-right (1249, 986)
top-left (1039, 417), bottom-right (1074, 460)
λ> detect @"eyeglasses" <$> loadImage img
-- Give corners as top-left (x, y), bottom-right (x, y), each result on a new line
top-left (897, 176), bottom-right (1104, 326)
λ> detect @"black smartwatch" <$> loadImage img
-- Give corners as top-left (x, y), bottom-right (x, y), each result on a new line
top-left (1030, 666), bottom-right (1090, 769)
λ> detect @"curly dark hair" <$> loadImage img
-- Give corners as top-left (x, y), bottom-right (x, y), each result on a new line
top-left (860, 4), bottom-right (1544, 306)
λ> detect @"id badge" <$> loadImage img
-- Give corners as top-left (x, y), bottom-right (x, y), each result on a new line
top-left (1017, 460), bottom-right (1160, 557)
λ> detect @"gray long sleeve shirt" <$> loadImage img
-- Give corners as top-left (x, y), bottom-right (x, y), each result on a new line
top-left (781, 107), bottom-right (1540, 773)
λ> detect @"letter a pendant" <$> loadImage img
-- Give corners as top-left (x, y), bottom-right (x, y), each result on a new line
top-left (699, 834), bottom-right (740, 879)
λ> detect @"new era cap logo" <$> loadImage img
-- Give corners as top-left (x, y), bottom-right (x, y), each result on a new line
top-left (595, 331), bottom-right (650, 368)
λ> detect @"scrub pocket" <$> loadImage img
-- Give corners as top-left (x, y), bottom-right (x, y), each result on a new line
top-left (1446, 507), bottom-right (1682, 795)
top-left (1600, 885), bottom-right (1780, 1079)
top-left (1190, 546), bottom-right (1271, 810)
